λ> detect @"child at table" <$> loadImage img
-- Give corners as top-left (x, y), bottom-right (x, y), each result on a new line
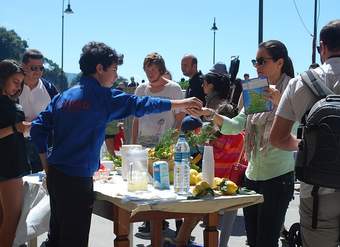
top-left (30, 41), bottom-right (202, 247)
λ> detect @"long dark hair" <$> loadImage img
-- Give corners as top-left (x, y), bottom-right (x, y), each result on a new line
top-left (0, 59), bottom-right (25, 100)
top-left (259, 40), bottom-right (295, 78)
top-left (204, 72), bottom-right (230, 99)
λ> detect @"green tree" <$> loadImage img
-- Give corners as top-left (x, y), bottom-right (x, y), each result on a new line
top-left (70, 73), bottom-right (82, 87)
top-left (0, 26), bottom-right (28, 61)
top-left (43, 58), bottom-right (68, 92)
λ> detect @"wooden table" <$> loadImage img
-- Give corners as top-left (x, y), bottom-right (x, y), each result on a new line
top-left (93, 181), bottom-right (263, 247)
top-left (25, 175), bottom-right (263, 247)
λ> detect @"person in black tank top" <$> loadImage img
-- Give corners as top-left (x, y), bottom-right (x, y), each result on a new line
top-left (0, 60), bottom-right (31, 246)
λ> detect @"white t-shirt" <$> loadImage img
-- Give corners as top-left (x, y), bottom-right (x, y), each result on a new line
top-left (134, 81), bottom-right (184, 147)
top-left (19, 79), bottom-right (51, 122)
top-left (276, 57), bottom-right (340, 198)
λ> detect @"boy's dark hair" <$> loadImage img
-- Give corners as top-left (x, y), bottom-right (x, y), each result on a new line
top-left (320, 20), bottom-right (340, 52)
top-left (143, 52), bottom-right (167, 75)
top-left (0, 59), bottom-right (25, 100)
top-left (79, 41), bottom-right (123, 76)
top-left (22, 49), bottom-right (43, 64)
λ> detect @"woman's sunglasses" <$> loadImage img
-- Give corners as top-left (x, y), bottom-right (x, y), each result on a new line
top-left (30, 66), bottom-right (44, 72)
top-left (251, 57), bottom-right (273, 67)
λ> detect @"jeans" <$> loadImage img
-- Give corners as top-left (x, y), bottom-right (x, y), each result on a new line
top-left (45, 166), bottom-right (94, 247)
top-left (243, 172), bottom-right (294, 247)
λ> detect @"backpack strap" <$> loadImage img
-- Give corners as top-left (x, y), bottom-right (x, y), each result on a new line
top-left (311, 185), bottom-right (320, 229)
top-left (41, 78), bottom-right (59, 99)
top-left (300, 70), bottom-right (333, 100)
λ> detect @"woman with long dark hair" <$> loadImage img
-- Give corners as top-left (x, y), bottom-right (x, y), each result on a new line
top-left (0, 60), bottom-right (31, 246)
top-left (190, 40), bottom-right (296, 247)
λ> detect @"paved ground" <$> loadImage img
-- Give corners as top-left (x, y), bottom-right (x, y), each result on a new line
top-left (36, 186), bottom-right (300, 247)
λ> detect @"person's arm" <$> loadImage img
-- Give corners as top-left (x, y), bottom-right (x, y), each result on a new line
top-left (187, 107), bottom-right (245, 135)
top-left (174, 112), bottom-right (185, 130)
top-left (0, 126), bottom-right (15, 138)
top-left (131, 118), bottom-right (139, 144)
top-left (270, 115), bottom-right (300, 151)
top-left (38, 153), bottom-right (49, 173)
top-left (30, 98), bottom-right (57, 173)
top-left (0, 122), bottom-right (31, 139)
top-left (169, 97), bottom-right (202, 112)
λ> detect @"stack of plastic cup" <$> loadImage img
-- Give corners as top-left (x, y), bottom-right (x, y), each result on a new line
top-left (202, 145), bottom-right (215, 186)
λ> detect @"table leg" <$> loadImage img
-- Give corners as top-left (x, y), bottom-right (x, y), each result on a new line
top-left (150, 219), bottom-right (163, 247)
top-left (203, 213), bottom-right (219, 247)
top-left (113, 206), bottom-right (130, 247)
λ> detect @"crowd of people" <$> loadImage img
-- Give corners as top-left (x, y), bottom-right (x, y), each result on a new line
top-left (0, 19), bottom-right (340, 247)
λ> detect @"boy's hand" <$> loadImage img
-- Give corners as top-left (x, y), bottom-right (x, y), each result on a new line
top-left (187, 107), bottom-right (214, 117)
top-left (15, 121), bottom-right (31, 134)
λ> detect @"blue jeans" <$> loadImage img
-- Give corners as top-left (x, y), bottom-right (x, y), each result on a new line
top-left (243, 172), bottom-right (294, 247)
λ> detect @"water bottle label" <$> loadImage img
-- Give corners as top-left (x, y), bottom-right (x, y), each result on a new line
top-left (174, 152), bottom-right (190, 162)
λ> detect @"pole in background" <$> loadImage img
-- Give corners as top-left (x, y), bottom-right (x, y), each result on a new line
top-left (61, 0), bottom-right (73, 74)
top-left (312, 0), bottom-right (318, 63)
top-left (211, 17), bottom-right (218, 64)
top-left (258, 0), bottom-right (263, 44)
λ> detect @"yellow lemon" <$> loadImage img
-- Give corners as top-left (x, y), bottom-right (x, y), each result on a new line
top-left (220, 180), bottom-right (238, 195)
top-left (196, 173), bottom-right (203, 183)
top-left (190, 169), bottom-right (199, 176)
top-left (212, 177), bottom-right (223, 189)
top-left (190, 174), bottom-right (197, 185)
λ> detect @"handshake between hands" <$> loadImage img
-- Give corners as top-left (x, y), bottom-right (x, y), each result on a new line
top-left (171, 97), bottom-right (215, 118)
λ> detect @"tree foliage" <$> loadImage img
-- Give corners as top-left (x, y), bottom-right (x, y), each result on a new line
top-left (0, 26), bottom-right (68, 91)
top-left (0, 26), bottom-right (28, 61)
top-left (43, 58), bottom-right (68, 92)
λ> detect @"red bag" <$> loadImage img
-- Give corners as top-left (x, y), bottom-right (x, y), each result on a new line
top-left (211, 132), bottom-right (247, 185)
top-left (229, 162), bottom-right (247, 186)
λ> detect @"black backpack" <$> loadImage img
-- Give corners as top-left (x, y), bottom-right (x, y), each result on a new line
top-left (295, 69), bottom-right (340, 228)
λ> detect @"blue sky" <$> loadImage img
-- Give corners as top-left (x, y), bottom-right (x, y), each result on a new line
top-left (1, 0), bottom-right (339, 83)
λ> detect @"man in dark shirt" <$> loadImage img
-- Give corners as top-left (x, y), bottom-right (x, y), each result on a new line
top-left (181, 54), bottom-right (206, 105)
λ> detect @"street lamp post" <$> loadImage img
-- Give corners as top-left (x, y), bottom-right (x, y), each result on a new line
top-left (211, 18), bottom-right (218, 64)
top-left (61, 0), bottom-right (73, 74)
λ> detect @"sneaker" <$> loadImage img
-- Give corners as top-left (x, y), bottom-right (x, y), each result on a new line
top-left (138, 221), bottom-right (150, 233)
top-left (135, 225), bottom-right (176, 240)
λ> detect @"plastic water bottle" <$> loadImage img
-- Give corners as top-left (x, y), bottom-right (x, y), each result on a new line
top-left (174, 134), bottom-right (190, 194)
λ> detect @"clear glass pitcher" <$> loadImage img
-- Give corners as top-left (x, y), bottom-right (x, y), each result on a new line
top-left (127, 149), bottom-right (148, 192)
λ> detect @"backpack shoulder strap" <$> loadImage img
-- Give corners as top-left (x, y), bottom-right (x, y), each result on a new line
top-left (300, 69), bottom-right (333, 100)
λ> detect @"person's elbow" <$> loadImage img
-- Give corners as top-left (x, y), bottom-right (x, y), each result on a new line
top-left (269, 115), bottom-right (294, 150)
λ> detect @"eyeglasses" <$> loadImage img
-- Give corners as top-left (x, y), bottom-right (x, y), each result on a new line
top-left (30, 66), bottom-right (44, 72)
top-left (317, 46), bottom-right (321, 54)
top-left (251, 57), bottom-right (273, 67)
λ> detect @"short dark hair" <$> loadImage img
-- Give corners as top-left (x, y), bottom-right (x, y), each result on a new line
top-left (0, 59), bottom-right (25, 100)
top-left (79, 41), bottom-right (123, 76)
top-left (244, 73), bottom-right (249, 77)
top-left (320, 20), bottom-right (340, 52)
top-left (143, 52), bottom-right (166, 75)
top-left (22, 49), bottom-right (43, 64)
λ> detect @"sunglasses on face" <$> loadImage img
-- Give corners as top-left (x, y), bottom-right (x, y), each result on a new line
top-left (30, 66), bottom-right (44, 72)
top-left (251, 57), bottom-right (273, 67)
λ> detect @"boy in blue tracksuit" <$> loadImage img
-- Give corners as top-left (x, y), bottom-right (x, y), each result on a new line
top-left (30, 41), bottom-right (202, 247)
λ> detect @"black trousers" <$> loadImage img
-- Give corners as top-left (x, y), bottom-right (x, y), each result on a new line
top-left (243, 172), bottom-right (294, 247)
top-left (46, 166), bottom-right (94, 247)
